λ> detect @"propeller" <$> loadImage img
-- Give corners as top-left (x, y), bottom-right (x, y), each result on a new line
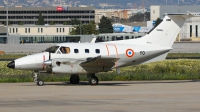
top-left (42, 46), bottom-right (52, 72)
top-left (48, 46), bottom-right (51, 60)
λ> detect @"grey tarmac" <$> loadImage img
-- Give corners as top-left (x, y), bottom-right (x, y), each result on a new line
top-left (0, 81), bottom-right (200, 112)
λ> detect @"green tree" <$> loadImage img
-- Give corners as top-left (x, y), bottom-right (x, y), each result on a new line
top-left (154, 18), bottom-right (163, 27)
top-left (37, 12), bottom-right (44, 25)
top-left (69, 19), bottom-right (80, 25)
top-left (69, 25), bottom-right (81, 35)
top-left (70, 21), bottom-right (99, 35)
top-left (82, 21), bottom-right (99, 35)
top-left (98, 16), bottom-right (113, 33)
top-left (128, 12), bottom-right (150, 22)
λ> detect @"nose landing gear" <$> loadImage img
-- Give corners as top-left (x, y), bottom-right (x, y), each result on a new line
top-left (33, 71), bottom-right (44, 86)
top-left (37, 80), bottom-right (44, 86)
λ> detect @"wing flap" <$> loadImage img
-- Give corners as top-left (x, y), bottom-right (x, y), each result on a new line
top-left (80, 56), bottom-right (119, 73)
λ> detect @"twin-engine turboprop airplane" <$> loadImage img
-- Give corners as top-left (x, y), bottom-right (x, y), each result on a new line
top-left (7, 13), bottom-right (193, 86)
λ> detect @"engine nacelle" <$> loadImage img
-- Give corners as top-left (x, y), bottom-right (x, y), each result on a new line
top-left (51, 58), bottom-right (87, 74)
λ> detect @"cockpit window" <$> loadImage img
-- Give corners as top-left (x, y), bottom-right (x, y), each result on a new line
top-left (44, 46), bottom-right (59, 53)
top-left (59, 47), bottom-right (70, 54)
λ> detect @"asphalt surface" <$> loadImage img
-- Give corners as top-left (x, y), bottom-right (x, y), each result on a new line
top-left (1, 42), bottom-right (200, 53)
top-left (0, 81), bottom-right (200, 112)
top-left (171, 42), bottom-right (200, 53)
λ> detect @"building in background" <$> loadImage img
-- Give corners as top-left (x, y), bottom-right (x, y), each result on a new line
top-left (0, 25), bottom-right (6, 43)
top-left (7, 25), bottom-right (74, 43)
top-left (95, 8), bottom-right (147, 24)
top-left (150, 5), bottom-right (200, 20)
top-left (95, 9), bottom-right (114, 23)
top-left (0, 6), bottom-right (95, 25)
top-left (8, 25), bottom-right (73, 36)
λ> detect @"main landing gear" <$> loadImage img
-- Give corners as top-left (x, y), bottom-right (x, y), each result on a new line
top-left (70, 74), bottom-right (80, 84)
top-left (33, 71), bottom-right (44, 86)
top-left (69, 74), bottom-right (99, 85)
top-left (87, 74), bottom-right (99, 85)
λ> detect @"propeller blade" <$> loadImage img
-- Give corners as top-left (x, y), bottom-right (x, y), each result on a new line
top-left (49, 52), bottom-right (51, 60)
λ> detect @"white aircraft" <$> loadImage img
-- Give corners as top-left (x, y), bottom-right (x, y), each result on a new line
top-left (7, 13), bottom-right (193, 86)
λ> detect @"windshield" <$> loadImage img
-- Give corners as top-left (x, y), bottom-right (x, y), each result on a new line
top-left (44, 46), bottom-right (59, 53)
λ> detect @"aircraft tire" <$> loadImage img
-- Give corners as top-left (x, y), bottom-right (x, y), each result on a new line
top-left (70, 75), bottom-right (80, 84)
top-left (37, 80), bottom-right (44, 86)
top-left (89, 76), bottom-right (99, 85)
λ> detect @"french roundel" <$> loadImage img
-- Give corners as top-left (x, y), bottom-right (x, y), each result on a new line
top-left (126, 49), bottom-right (134, 58)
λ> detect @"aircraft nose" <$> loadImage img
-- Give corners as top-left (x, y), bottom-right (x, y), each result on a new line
top-left (7, 61), bottom-right (15, 69)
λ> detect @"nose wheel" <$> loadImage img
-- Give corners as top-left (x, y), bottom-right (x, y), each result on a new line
top-left (33, 71), bottom-right (44, 86)
top-left (37, 80), bottom-right (44, 86)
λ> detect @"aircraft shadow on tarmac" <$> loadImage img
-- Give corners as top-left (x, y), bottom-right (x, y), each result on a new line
top-left (23, 80), bottom-right (200, 86)
top-left (36, 82), bottom-right (130, 86)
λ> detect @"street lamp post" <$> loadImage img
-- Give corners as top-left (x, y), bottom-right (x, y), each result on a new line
top-left (143, 13), bottom-right (146, 22)
top-left (47, 7), bottom-right (49, 24)
top-left (89, 11), bottom-right (91, 23)
top-left (6, 0), bottom-right (8, 40)
top-left (80, 18), bottom-right (82, 35)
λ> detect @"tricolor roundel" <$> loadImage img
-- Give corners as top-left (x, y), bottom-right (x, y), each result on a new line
top-left (126, 49), bottom-right (134, 58)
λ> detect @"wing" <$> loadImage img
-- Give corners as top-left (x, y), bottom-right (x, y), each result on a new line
top-left (80, 55), bottom-right (119, 73)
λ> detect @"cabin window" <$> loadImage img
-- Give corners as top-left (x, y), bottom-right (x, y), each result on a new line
top-left (74, 49), bottom-right (79, 53)
top-left (95, 49), bottom-right (100, 54)
top-left (85, 49), bottom-right (89, 53)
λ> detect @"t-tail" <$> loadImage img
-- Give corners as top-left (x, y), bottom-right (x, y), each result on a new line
top-left (142, 12), bottom-right (193, 47)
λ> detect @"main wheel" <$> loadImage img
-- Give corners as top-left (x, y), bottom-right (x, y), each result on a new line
top-left (89, 76), bottom-right (99, 85)
top-left (70, 75), bottom-right (80, 84)
top-left (37, 80), bottom-right (44, 86)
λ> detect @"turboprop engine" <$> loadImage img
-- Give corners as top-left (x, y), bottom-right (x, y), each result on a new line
top-left (44, 58), bottom-right (87, 74)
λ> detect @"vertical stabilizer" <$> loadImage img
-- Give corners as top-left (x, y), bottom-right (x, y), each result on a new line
top-left (145, 13), bottom-right (193, 47)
